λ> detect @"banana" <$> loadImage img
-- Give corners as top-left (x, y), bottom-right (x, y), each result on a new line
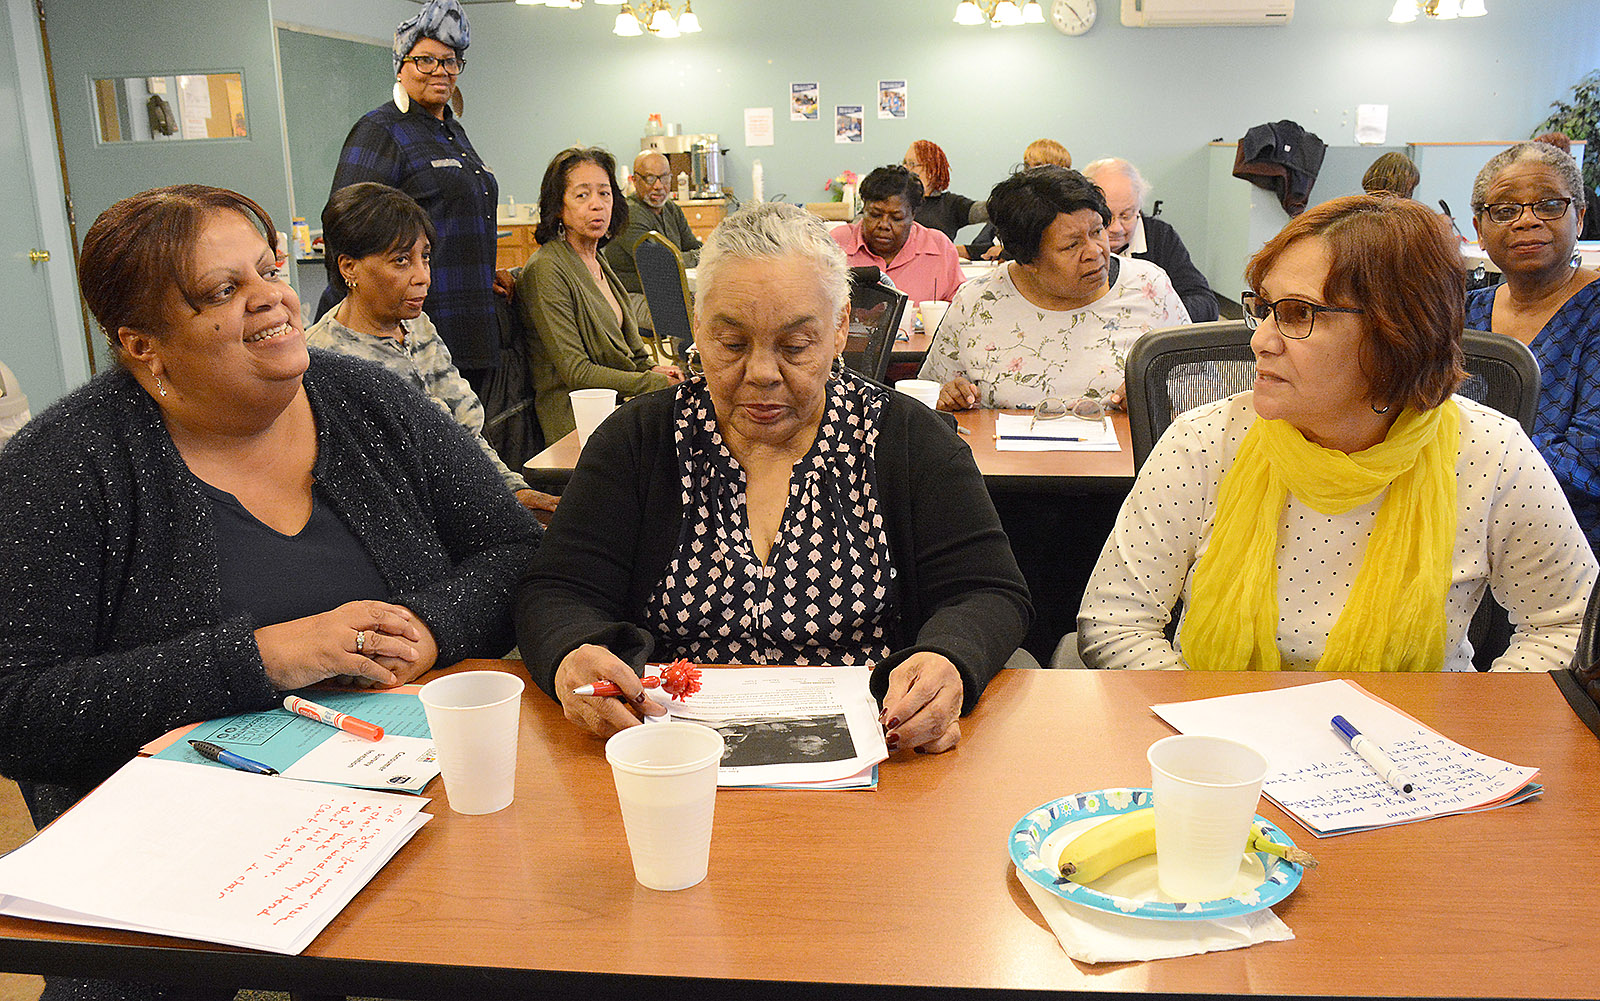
top-left (1056, 808), bottom-right (1156, 884)
top-left (1056, 808), bottom-right (1318, 884)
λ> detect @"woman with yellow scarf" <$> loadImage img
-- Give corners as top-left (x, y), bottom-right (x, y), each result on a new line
top-left (1079, 195), bottom-right (1597, 672)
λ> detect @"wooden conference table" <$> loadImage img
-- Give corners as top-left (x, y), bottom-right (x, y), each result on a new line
top-left (524, 410), bottom-right (1135, 496)
top-left (1, 663), bottom-right (1595, 1000)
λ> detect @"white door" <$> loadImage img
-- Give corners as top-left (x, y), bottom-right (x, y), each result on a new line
top-left (0, 0), bottom-right (88, 412)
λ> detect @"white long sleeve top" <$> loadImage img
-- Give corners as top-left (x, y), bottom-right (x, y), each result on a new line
top-left (1079, 393), bottom-right (1598, 672)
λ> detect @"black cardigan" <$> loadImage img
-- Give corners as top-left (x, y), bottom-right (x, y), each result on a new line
top-left (514, 383), bottom-right (1032, 713)
top-left (0, 352), bottom-right (541, 822)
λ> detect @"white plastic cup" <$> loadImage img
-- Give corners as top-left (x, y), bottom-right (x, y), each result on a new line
top-left (569, 388), bottom-right (618, 448)
top-left (1147, 734), bottom-right (1269, 901)
top-left (418, 671), bottom-right (525, 815)
top-left (918, 300), bottom-right (949, 335)
top-left (605, 721), bottom-right (724, 891)
top-left (894, 379), bottom-right (941, 409)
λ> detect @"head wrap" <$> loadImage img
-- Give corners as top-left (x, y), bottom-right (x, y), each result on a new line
top-left (394, 0), bottom-right (471, 72)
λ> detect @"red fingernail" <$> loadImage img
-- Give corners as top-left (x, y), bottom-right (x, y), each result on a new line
top-left (886, 732), bottom-right (900, 750)
top-left (885, 717), bottom-right (900, 730)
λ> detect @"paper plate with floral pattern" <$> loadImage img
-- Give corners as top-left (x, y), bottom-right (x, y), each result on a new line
top-left (1010, 787), bottom-right (1303, 921)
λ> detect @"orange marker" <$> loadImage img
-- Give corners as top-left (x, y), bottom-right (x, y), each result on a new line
top-left (283, 696), bottom-right (384, 741)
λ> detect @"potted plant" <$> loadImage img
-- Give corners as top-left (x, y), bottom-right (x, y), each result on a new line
top-left (1536, 70), bottom-right (1600, 191)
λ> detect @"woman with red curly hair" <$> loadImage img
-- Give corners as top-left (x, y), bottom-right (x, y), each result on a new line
top-left (903, 139), bottom-right (987, 241)
top-left (1079, 194), bottom-right (1596, 673)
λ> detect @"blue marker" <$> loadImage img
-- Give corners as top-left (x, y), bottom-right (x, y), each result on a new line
top-left (1331, 716), bottom-right (1414, 794)
top-left (188, 739), bottom-right (279, 776)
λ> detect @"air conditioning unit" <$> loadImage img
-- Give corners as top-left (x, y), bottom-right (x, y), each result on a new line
top-left (1120, 0), bottom-right (1294, 26)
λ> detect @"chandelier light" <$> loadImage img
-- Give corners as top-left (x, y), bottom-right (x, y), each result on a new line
top-left (612, 0), bottom-right (700, 37)
top-left (1389, 0), bottom-right (1486, 21)
top-left (953, 0), bottom-right (1044, 27)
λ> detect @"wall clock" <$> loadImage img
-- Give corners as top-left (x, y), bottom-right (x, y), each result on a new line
top-left (1051, 0), bottom-right (1097, 34)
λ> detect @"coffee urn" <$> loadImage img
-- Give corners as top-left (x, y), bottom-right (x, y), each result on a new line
top-left (690, 136), bottom-right (723, 197)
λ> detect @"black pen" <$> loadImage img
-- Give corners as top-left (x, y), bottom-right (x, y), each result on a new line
top-left (188, 739), bottom-right (279, 776)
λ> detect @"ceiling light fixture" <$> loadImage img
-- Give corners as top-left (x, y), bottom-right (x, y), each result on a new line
top-left (1389, 0), bottom-right (1486, 21)
top-left (953, 0), bottom-right (1043, 27)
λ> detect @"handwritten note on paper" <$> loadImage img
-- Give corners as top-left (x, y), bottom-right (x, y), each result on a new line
top-left (0, 757), bottom-right (429, 954)
top-left (1151, 680), bottom-right (1540, 837)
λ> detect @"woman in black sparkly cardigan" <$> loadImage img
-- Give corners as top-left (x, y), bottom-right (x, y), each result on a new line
top-left (0, 185), bottom-right (540, 831)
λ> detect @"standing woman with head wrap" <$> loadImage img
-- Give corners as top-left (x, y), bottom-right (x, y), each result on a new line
top-left (326, 0), bottom-right (502, 388)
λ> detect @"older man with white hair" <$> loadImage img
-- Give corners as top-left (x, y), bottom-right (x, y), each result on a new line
top-left (604, 150), bottom-right (703, 294)
top-left (1082, 158), bottom-right (1218, 322)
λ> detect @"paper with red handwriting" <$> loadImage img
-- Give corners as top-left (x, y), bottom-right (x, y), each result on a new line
top-left (0, 756), bottom-right (429, 954)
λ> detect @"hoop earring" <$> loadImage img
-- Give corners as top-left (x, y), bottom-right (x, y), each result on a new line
top-left (348, 279), bottom-right (358, 291)
top-left (1573, 251), bottom-right (1583, 269)
top-left (1371, 402), bottom-right (1390, 415)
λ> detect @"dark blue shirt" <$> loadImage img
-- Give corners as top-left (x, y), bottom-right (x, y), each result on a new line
top-left (203, 483), bottom-right (391, 627)
top-left (330, 100), bottom-right (499, 369)
top-left (1467, 280), bottom-right (1600, 555)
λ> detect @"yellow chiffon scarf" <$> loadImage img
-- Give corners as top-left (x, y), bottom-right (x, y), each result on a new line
top-left (1179, 400), bottom-right (1460, 672)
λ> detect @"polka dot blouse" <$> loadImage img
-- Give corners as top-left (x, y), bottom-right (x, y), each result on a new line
top-left (1078, 393), bottom-right (1598, 672)
top-left (644, 374), bottom-right (898, 666)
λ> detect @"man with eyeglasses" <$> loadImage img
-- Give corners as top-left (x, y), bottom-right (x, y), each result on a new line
top-left (325, 0), bottom-right (502, 390)
top-left (604, 151), bottom-right (703, 296)
top-left (1082, 158), bottom-right (1218, 322)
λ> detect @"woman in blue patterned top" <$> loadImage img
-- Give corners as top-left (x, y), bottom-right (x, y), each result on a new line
top-left (325, 0), bottom-right (502, 385)
top-left (516, 203), bottom-right (1031, 754)
top-left (1466, 142), bottom-right (1600, 556)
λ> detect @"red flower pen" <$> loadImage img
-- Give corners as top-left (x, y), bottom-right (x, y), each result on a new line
top-left (572, 659), bottom-right (703, 702)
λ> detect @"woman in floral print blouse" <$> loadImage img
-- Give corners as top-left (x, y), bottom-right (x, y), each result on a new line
top-left (919, 166), bottom-right (1188, 412)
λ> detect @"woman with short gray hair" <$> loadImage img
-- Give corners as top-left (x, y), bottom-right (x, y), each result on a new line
top-left (517, 202), bottom-right (1030, 754)
top-left (1465, 141), bottom-right (1600, 555)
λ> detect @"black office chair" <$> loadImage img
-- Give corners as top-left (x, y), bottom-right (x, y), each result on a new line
top-left (1126, 323), bottom-right (1541, 470)
top-left (1123, 321), bottom-right (1542, 670)
top-left (842, 266), bottom-right (906, 384)
top-left (1556, 576), bottom-right (1600, 738)
top-left (634, 231), bottom-right (693, 364)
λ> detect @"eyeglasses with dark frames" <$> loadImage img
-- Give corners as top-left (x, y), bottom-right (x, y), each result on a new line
top-left (1478, 197), bottom-right (1572, 225)
top-left (401, 54), bottom-right (465, 75)
top-left (1241, 291), bottom-right (1364, 340)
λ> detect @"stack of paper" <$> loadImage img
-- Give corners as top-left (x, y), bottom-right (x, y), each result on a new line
top-left (141, 686), bottom-right (439, 793)
top-left (1152, 679), bottom-right (1541, 836)
top-left (993, 413), bottom-right (1119, 452)
top-left (662, 667), bottom-right (887, 789)
top-left (0, 757), bottom-right (429, 954)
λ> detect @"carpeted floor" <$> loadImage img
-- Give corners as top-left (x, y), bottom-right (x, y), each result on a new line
top-left (0, 780), bottom-right (42, 1001)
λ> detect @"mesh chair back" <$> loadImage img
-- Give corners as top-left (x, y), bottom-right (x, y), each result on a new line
top-left (634, 232), bottom-right (693, 362)
top-left (1458, 329), bottom-right (1539, 433)
top-left (1126, 320), bottom-right (1255, 471)
top-left (842, 270), bottom-right (906, 383)
top-left (1127, 322), bottom-right (1543, 471)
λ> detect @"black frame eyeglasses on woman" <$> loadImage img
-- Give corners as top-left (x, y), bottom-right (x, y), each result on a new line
top-left (1241, 291), bottom-right (1364, 340)
top-left (401, 54), bottom-right (465, 75)
top-left (1478, 197), bottom-right (1572, 225)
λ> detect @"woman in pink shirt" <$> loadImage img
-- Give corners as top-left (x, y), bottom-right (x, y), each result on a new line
top-left (831, 165), bottom-right (965, 304)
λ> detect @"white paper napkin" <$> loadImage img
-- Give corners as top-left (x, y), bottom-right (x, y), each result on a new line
top-left (1015, 865), bottom-right (1293, 965)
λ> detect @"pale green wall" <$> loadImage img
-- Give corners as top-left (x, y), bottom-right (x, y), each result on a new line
top-left (453, 0), bottom-right (1600, 268)
top-left (44, 0), bottom-right (293, 373)
top-left (277, 28), bottom-right (392, 231)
